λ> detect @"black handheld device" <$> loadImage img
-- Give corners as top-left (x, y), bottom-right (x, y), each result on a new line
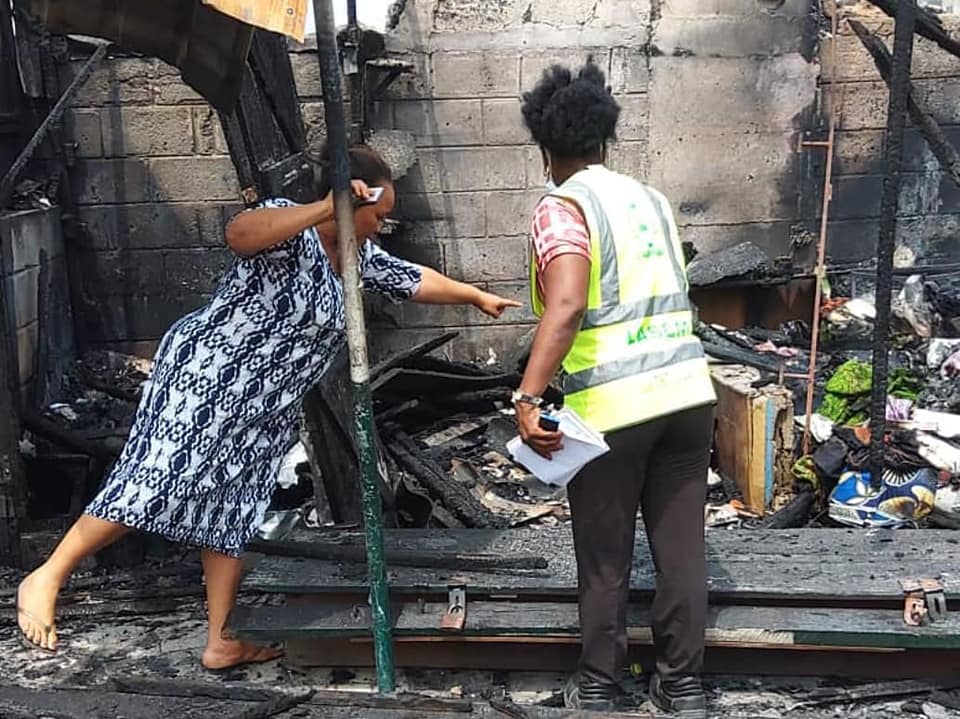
top-left (539, 411), bottom-right (560, 432)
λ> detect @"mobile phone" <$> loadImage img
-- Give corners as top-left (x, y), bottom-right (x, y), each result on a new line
top-left (539, 411), bottom-right (560, 432)
top-left (355, 186), bottom-right (384, 206)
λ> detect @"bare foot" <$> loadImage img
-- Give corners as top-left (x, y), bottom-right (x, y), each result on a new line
top-left (16, 570), bottom-right (61, 652)
top-left (201, 639), bottom-right (283, 671)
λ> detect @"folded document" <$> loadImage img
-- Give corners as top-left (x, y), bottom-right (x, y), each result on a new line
top-left (507, 408), bottom-right (610, 487)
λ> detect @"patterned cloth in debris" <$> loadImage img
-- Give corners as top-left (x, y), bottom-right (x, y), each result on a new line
top-left (86, 198), bottom-right (423, 556)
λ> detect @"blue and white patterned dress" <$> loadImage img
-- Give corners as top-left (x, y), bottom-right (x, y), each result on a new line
top-left (85, 198), bottom-right (423, 556)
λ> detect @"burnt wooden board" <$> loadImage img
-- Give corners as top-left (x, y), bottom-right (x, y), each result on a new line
top-left (229, 603), bottom-right (960, 650)
top-left (244, 527), bottom-right (960, 603)
top-left (0, 684), bottom-right (647, 719)
top-left (284, 638), bottom-right (960, 679)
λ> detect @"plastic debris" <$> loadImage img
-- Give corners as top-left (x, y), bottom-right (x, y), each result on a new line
top-left (705, 499), bottom-right (759, 527)
top-left (916, 432), bottom-right (960, 474)
top-left (892, 275), bottom-right (935, 338)
top-left (913, 409), bottom-right (960, 439)
top-left (277, 442), bottom-right (309, 489)
top-left (887, 396), bottom-right (913, 422)
top-left (795, 414), bottom-right (835, 443)
top-left (935, 483), bottom-right (960, 516)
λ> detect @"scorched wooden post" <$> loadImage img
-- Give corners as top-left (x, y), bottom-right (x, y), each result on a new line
top-left (868, 0), bottom-right (916, 489)
top-left (312, 0), bottom-right (395, 693)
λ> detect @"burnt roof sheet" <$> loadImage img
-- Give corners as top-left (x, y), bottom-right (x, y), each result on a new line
top-left (25, 0), bottom-right (253, 111)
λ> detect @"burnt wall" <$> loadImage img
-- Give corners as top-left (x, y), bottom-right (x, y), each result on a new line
top-left (821, 7), bottom-right (960, 269)
top-left (55, 2), bottom-right (960, 360)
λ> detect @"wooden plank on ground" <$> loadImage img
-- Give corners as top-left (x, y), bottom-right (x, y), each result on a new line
top-left (277, 526), bottom-right (960, 560)
top-left (107, 676), bottom-right (472, 713)
top-left (284, 639), bottom-right (960, 679)
top-left (242, 527), bottom-right (960, 603)
top-left (229, 603), bottom-right (960, 650)
top-left (0, 684), bottom-right (653, 719)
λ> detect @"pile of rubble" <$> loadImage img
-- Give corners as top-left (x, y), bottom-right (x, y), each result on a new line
top-left (19, 340), bottom-right (569, 540)
top-left (698, 270), bottom-right (960, 532)
top-left (17, 269), bottom-right (960, 540)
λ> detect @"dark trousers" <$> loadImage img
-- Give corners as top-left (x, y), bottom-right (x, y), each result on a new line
top-left (567, 404), bottom-right (714, 685)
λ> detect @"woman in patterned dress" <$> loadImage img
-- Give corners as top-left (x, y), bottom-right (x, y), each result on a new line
top-left (17, 146), bottom-right (521, 669)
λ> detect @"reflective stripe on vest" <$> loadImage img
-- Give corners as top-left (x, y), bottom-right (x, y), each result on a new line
top-left (530, 166), bottom-right (715, 432)
top-left (565, 338), bottom-right (705, 393)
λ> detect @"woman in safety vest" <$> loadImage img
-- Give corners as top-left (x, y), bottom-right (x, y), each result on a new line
top-left (514, 58), bottom-right (716, 718)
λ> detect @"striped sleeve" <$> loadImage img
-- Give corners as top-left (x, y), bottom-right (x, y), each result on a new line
top-left (530, 196), bottom-right (591, 277)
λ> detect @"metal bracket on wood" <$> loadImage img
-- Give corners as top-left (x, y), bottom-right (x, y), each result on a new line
top-left (440, 585), bottom-right (467, 633)
top-left (367, 58), bottom-right (415, 99)
top-left (899, 578), bottom-right (948, 625)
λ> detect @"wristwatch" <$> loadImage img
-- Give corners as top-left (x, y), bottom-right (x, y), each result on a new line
top-left (511, 390), bottom-right (543, 407)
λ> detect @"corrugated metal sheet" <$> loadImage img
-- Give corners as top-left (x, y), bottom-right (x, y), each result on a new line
top-left (24, 0), bottom-right (254, 111)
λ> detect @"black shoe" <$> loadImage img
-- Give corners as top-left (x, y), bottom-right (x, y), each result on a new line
top-left (649, 674), bottom-right (707, 718)
top-left (563, 675), bottom-right (618, 712)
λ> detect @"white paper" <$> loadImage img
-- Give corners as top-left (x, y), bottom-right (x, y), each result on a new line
top-left (507, 408), bottom-right (610, 487)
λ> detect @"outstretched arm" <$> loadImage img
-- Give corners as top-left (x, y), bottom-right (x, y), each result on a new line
top-left (412, 266), bottom-right (522, 318)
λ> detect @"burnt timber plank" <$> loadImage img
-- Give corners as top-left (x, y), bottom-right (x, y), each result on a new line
top-left (276, 526), bottom-right (958, 558)
top-left (284, 638), bottom-right (960, 679)
top-left (375, 369), bottom-right (521, 397)
top-left (243, 527), bottom-right (960, 603)
top-left (229, 603), bottom-right (960, 650)
top-left (2, 684), bottom-right (646, 719)
top-left (369, 331), bottom-right (458, 381)
top-left (107, 677), bottom-right (472, 713)
top-left (247, 537), bottom-right (546, 571)
top-left (303, 347), bottom-right (397, 525)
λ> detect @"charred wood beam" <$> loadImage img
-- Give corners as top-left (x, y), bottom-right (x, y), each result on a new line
top-left (433, 388), bottom-right (512, 413)
top-left (235, 691), bottom-right (314, 719)
top-left (247, 537), bottom-right (547, 571)
top-left (21, 408), bottom-right (119, 461)
top-left (374, 398), bottom-right (420, 425)
top-left (868, 0), bottom-right (916, 488)
top-left (866, 0), bottom-right (960, 59)
top-left (850, 19), bottom-right (960, 189)
top-left (385, 430), bottom-right (507, 529)
top-left (0, 225), bottom-right (24, 565)
top-left (0, 42), bottom-right (107, 207)
top-left (759, 488), bottom-right (816, 529)
top-left (107, 677), bottom-right (473, 713)
top-left (404, 354), bottom-right (499, 377)
top-left (369, 331), bottom-right (458, 381)
top-left (0, 598), bottom-right (181, 624)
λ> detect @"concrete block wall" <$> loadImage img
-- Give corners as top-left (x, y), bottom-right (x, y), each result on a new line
top-left (59, 57), bottom-right (243, 356)
top-left (353, 0), bottom-right (823, 359)
top-left (54, 2), bottom-right (960, 361)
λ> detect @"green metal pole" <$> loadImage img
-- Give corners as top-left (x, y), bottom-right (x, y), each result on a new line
top-left (312, 0), bottom-right (395, 693)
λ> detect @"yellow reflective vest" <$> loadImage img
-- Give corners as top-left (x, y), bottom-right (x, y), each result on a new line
top-left (530, 166), bottom-right (716, 433)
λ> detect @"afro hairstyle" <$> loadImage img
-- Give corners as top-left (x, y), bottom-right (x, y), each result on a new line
top-left (521, 56), bottom-right (620, 159)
